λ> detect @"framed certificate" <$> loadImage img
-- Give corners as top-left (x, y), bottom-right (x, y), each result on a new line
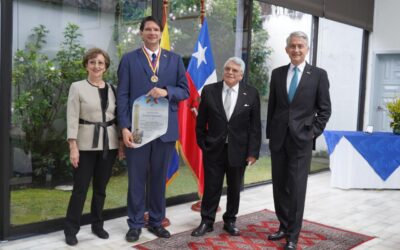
top-left (131, 95), bottom-right (169, 147)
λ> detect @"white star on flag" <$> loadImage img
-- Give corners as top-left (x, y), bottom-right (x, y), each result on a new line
top-left (192, 42), bottom-right (207, 68)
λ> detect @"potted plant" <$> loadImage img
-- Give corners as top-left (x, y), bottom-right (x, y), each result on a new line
top-left (386, 97), bottom-right (400, 134)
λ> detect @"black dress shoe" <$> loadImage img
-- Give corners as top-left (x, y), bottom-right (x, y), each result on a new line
top-left (125, 228), bottom-right (141, 242)
top-left (191, 223), bottom-right (214, 237)
top-left (268, 230), bottom-right (287, 241)
top-left (65, 234), bottom-right (78, 246)
top-left (284, 241), bottom-right (297, 250)
top-left (148, 225), bottom-right (171, 238)
top-left (92, 228), bottom-right (109, 239)
top-left (223, 222), bottom-right (240, 236)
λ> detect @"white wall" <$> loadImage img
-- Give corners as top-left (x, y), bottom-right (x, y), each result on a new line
top-left (364, 0), bottom-right (400, 126)
top-left (315, 19), bottom-right (363, 150)
top-left (264, 9), bottom-right (312, 78)
top-left (317, 19), bottom-right (363, 131)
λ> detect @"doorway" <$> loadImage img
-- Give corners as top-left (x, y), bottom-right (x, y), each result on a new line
top-left (371, 53), bottom-right (400, 131)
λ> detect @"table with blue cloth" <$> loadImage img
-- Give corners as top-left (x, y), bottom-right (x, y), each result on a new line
top-left (323, 130), bottom-right (400, 189)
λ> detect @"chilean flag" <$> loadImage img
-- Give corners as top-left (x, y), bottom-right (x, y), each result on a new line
top-left (178, 18), bottom-right (217, 196)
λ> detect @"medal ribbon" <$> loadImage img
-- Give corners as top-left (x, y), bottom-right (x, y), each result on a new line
top-left (142, 47), bottom-right (161, 76)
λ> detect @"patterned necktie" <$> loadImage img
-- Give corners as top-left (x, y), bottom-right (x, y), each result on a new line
top-left (288, 66), bottom-right (298, 102)
top-left (151, 53), bottom-right (157, 68)
top-left (224, 88), bottom-right (232, 120)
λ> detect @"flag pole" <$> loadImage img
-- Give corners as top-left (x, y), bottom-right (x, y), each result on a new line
top-left (200, 0), bottom-right (205, 25)
top-left (162, 0), bottom-right (168, 25)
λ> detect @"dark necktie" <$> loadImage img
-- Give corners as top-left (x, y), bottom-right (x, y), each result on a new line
top-left (288, 66), bottom-right (298, 102)
top-left (151, 53), bottom-right (157, 68)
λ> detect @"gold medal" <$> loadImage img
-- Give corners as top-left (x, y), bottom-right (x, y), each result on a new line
top-left (142, 47), bottom-right (161, 84)
top-left (151, 75), bottom-right (159, 83)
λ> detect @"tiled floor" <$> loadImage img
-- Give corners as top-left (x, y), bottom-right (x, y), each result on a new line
top-left (1, 171), bottom-right (399, 250)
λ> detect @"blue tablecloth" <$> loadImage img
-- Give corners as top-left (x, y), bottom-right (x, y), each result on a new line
top-left (323, 131), bottom-right (400, 181)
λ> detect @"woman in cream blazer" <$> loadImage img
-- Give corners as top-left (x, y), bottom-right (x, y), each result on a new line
top-left (64, 48), bottom-right (120, 246)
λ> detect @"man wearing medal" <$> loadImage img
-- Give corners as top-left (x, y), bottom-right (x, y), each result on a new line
top-left (117, 16), bottom-right (189, 242)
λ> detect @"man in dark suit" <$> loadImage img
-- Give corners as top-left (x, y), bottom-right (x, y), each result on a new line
top-left (117, 16), bottom-right (189, 242)
top-left (191, 57), bottom-right (261, 237)
top-left (266, 31), bottom-right (331, 250)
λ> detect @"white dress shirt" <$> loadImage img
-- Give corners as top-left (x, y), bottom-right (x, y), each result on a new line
top-left (286, 61), bottom-right (306, 92)
top-left (143, 46), bottom-right (159, 58)
top-left (222, 82), bottom-right (239, 119)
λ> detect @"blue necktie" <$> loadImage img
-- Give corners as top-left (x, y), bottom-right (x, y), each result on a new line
top-left (151, 53), bottom-right (157, 68)
top-left (288, 66), bottom-right (298, 102)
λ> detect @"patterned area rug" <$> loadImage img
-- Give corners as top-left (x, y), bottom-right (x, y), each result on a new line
top-left (134, 209), bottom-right (374, 250)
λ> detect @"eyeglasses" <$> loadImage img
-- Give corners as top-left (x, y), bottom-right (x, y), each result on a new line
top-left (224, 66), bottom-right (241, 74)
top-left (88, 60), bottom-right (106, 68)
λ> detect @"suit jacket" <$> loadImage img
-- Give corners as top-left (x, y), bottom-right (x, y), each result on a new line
top-left (117, 48), bottom-right (189, 142)
top-left (266, 63), bottom-right (331, 151)
top-left (196, 81), bottom-right (261, 167)
top-left (67, 80), bottom-right (119, 150)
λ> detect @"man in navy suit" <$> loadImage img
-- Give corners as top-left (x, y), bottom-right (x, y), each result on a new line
top-left (191, 57), bottom-right (261, 237)
top-left (266, 31), bottom-right (331, 250)
top-left (117, 16), bottom-right (189, 242)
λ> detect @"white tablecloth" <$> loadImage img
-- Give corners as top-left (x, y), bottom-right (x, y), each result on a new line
top-left (329, 137), bottom-right (400, 189)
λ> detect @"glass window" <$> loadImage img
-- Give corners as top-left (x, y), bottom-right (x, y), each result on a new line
top-left (10, 0), bottom-right (151, 226)
top-left (316, 18), bottom-right (363, 148)
top-left (165, 0), bottom-right (251, 195)
top-left (246, 2), bottom-right (328, 186)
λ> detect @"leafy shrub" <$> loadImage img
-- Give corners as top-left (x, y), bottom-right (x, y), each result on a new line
top-left (12, 23), bottom-right (86, 183)
top-left (386, 97), bottom-right (400, 133)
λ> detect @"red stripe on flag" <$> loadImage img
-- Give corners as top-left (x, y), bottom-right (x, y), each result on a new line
top-left (178, 72), bottom-right (204, 197)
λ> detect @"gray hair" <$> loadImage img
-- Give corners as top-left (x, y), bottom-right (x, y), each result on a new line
top-left (286, 31), bottom-right (309, 48)
top-left (224, 57), bottom-right (245, 74)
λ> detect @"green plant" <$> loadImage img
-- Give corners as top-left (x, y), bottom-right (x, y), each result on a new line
top-left (248, 2), bottom-right (273, 97)
top-left (386, 97), bottom-right (400, 133)
top-left (12, 23), bottom-right (86, 183)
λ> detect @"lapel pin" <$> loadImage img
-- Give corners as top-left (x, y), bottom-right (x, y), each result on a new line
top-left (243, 92), bottom-right (247, 95)
top-left (163, 54), bottom-right (167, 58)
top-left (244, 104), bottom-right (249, 107)
top-left (306, 71), bottom-right (311, 75)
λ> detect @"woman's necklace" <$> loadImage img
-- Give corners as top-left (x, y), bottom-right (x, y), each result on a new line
top-left (87, 78), bottom-right (105, 88)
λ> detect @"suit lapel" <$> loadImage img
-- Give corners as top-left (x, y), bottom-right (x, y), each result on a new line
top-left (292, 63), bottom-right (312, 101)
top-left (280, 64), bottom-right (291, 104)
top-left (158, 49), bottom-right (169, 75)
top-left (230, 83), bottom-right (246, 120)
top-left (137, 48), bottom-right (155, 78)
top-left (212, 81), bottom-right (226, 120)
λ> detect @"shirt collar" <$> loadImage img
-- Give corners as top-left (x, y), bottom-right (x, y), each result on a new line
top-left (223, 81), bottom-right (239, 92)
top-left (290, 61), bottom-right (306, 73)
top-left (143, 45), bottom-right (159, 57)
